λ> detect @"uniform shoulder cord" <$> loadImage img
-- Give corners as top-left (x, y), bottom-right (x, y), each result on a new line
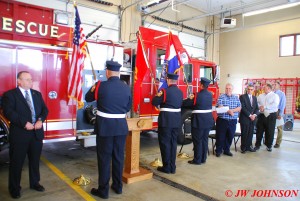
top-left (193, 93), bottom-right (197, 106)
top-left (162, 88), bottom-right (167, 103)
top-left (94, 81), bottom-right (101, 100)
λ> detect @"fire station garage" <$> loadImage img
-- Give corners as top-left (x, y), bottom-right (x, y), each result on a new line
top-left (0, 0), bottom-right (300, 200)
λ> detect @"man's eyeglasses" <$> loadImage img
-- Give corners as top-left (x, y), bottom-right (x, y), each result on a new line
top-left (247, 88), bottom-right (254, 91)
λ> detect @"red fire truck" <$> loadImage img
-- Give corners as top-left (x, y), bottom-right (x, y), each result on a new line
top-left (133, 27), bottom-right (219, 144)
top-left (0, 1), bottom-right (219, 150)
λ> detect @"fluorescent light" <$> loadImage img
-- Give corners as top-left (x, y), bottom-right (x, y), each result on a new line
top-left (243, 2), bottom-right (300, 17)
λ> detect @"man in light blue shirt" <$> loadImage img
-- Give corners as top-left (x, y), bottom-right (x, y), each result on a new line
top-left (274, 81), bottom-right (286, 148)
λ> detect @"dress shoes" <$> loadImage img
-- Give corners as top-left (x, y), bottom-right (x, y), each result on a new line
top-left (10, 191), bottom-right (21, 199)
top-left (188, 160), bottom-right (201, 165)
top-left (248, 147), bottom-right (256, 152)
top-left (223, 152), bottom-right (233, 156)
top-left (274, 144), bottom-right (280, 148)
top-left (216, 153), bottom-right (221, 157)
top-left (157, 166), bottom-right (170, 174)
top-left (254, 146), bottom-right (260, 151)
top-left (266, 147), bottom-right (272, 152)
top-left (30, 184), bottom-right (45, 192)
top-left (91, 188), bottom-right (108, 199)
top-left (241, 149), bottom-right (246, 154)
top-left (111, 186), bottom-right (122, 194)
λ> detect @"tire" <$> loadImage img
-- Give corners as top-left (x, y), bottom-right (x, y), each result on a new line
top-left (0, 114), bottom-right (10, 151)
top-left (177, 109), bottom-right (193, 145)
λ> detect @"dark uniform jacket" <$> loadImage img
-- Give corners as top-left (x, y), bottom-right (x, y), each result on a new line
top-left (2, 88), bottom-right (48, 141)
top-left (85, 77), bottom-right (132, 136)
top-left (239, 93), bottom-right (259, 125)
top-left (182, 89), bottom-right (214, 129)
top-left (152, 85), bottom-right (183, 128)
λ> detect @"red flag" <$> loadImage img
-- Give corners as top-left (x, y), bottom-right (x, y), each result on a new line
top-left (67, 5), bottom-right (86, 109)
top-left (133, 35), bottom-right (148, 113)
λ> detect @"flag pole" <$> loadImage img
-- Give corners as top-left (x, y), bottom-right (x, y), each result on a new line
top-left (168, 32), bottom-right (191, 95)
top-left (137, 31), bottom-right (158, 93)
top-left (85, 24), bottom-right (103, 82)
top-left (172, 43), bottom-right (191, 94)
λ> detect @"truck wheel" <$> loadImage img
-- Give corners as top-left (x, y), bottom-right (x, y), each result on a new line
top-left (177, 110), bottom-right (192, 145)
top-left (0, 114), bottom-right (10, 151)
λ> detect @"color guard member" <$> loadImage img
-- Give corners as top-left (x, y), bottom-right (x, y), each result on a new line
top-left (85, 60), bottom-right (132, 199)
top-left (182, 77), bottom-right (214, 164)
top-left (152, 73), bottom-right (183, 174)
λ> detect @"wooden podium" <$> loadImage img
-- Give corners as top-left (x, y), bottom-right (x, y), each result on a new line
top-left (123, 118), bottom-right (153, 184)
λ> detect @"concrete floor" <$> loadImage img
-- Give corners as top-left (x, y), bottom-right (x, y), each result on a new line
top-left (1, 122), bottom-right (300, 201)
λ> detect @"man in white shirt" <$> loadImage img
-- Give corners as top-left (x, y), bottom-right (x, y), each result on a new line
top-left (255, 84), bottom-right (279, 152)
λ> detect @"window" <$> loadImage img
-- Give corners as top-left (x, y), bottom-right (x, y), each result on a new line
top-left (183, 64), bottom-right (192, 83)
top-left (156, 49), bottom-right (165, 81)
top-left (200, 66), bottom-right (213, 84)
top-left (279, 34), bottom-right (300, 57)
top-left (297, 35), bottom-right (300, 55)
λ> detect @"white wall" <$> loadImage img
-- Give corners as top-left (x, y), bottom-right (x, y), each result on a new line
top-left (219, 5), bottom-right (300, 94)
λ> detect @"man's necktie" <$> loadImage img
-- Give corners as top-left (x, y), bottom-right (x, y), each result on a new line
top-left (25, 90), bottom-right (36, 123)
top-left (249, 95), bottom-right (253, 106)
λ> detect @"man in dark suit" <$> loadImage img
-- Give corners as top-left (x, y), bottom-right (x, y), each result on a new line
top-left (182, 77), bottom-right (214, 165)
top-left (85, 60), bottom-right (132, 199)
top-left (2, 71), bottom-right (48, 199)
top-left (152, 73), bottom-right (183, 174)
top-left (239, 84), bottom-right (259, 153)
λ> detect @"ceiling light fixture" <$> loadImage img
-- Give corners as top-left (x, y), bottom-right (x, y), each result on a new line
top-left (143, 0), bottom-right (167, 9)
top-left (147, 0), bottom-right (160, 6)
top-left (243, 2), bottom-right (300, 17)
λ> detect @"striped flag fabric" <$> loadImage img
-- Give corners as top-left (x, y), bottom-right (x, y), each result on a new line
top-left (158, 32), bottom-right (183, 91)
top-left (67, 5), bottom-right (86, 109)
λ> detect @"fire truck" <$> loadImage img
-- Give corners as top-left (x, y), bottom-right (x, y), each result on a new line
top-left (0, 0), bottom-right (125, 150)
top-left (133, 27), bottom-right (219, 144)
top-left (0, 0), bottom-right (219, 150)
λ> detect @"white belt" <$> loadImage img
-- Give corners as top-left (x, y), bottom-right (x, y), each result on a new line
top-left (160, 108), bottom-right (181, 112)
top-left (96, 111), bottom-right (126, 118)
top-left (192, 109), bottom-right (212, 113)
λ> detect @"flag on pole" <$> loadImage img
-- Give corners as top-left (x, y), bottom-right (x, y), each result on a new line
top-left (133, 34), bottom-right (149, 113)
top-left (67, 5), bottom-right (87, 109)
top-left (158, 32), bottom-right (183, 91)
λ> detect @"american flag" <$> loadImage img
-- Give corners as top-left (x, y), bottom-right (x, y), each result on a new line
top-left (67, 5), bottom-right (86, 109)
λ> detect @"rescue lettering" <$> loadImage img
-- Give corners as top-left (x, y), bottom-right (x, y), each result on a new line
top-left (2, 17), bottom-right (59, 38)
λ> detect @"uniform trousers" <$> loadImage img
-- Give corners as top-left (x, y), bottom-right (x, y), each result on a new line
top-left (158, 127), bottom-right (179, 173)
top-left (191, 127), bottom-right (210, 163)
top-left (9, 132), bottom-right (43, 194)
top-left (240, 121), bottom-right (255, 151)
top-left (215, 117), bottom-right (237, 154)
top-left (96, 135), bottom-right (127, 197)
top-left (255, 113), bottom-right (277, 148)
